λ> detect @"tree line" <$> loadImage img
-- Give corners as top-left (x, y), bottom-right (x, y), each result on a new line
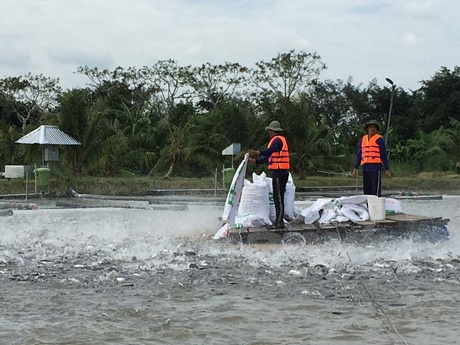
top-left (0, 50), bottom-right (459, 179)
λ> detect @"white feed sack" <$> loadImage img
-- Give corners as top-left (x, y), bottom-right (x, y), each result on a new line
top-left (259, 172), bottom-right (296, 222)
top-left (255, 172), bottom-right (276, 223)
top-left (238, 177), bottom-right (272, 226)
top-left (299, 198), bottom-right (333, 224)
top-left (234, 213), bottom-right (267, 228)
top-left (339, 203), bottom-right (369, 222)
top-left (284, 173), bottom-right (296, 220)
top-left (221, 154), bottom-right (248, 224)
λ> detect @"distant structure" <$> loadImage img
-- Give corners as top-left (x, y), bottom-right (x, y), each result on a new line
top-left (16, 125), bottom-right (81, 165)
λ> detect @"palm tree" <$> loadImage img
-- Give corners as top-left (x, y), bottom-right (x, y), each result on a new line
top-left (405, 128), bottom-right (452, 171)
top-left (184, 112), bottom-right (232, 175)
top-left (445, 117), bottom-right (460, 172)
top-left (0, 123), bottom-right (21, 167)
top-left (150, 118), bottom-right (188, 178)
top-left (288, 120), bottom-right (334, 178)
top-left (273, 96), bottom-right (334, 178)
top-left (51, 89), bottom-right (128, 176)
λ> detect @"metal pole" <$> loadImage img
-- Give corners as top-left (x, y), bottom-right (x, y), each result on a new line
top-left (214, 167), bottom-right (217, 196)
top-left (385, 78), bottom-right (395, 145)
top-left (25, 171), bottom-right (29, 201)
top-left (34, 163), bottom-right (37, 194)
top-left (385, 78), bottom-right (395, 163)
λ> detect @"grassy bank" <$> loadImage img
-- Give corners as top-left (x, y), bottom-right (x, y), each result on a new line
top-left (0, 172), bottom-right (459, 196)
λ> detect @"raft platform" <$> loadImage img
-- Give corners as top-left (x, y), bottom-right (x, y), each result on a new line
top-left (227, 213), bottom-right (450, 245)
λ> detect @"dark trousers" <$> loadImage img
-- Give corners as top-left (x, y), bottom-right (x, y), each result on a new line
top-left (272, 171), bottom-right (289, 225)
top-left (363, 170), bottom-right (382, 196)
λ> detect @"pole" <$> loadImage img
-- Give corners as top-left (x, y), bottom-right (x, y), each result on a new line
top-left (34, 163), bottom-right (37, 194)
top-left (385, 78), bottom-right (395, 145)
top-left (385, 78), bottom-right (395, 163)
top-left (25, 171), bottom-right (29, 201)
top-left (214, 167), bottom-right (217, 196)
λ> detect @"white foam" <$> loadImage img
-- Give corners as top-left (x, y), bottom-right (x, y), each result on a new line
top-left (0, 196), bottom-right (458, 273)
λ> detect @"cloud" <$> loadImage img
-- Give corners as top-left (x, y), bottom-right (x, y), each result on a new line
top-left (405, 1), bottom-right (435, 19)
top-left (48, 50), bottom-right (114, 70)
top-left (402, 33), bottom-right (418, 45)
top-left (0, 0), bottom-right (458, 90)
top-left (0, 50), bottom-right (31, 70)
top-left (347, 3), bottom-right (388, 15)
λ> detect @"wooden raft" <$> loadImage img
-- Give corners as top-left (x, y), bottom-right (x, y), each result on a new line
top-left (227, 213), bottom-right (450, 244)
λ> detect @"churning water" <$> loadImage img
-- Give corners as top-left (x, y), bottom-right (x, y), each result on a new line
top-left (1, 196), bottom-right (460, 345)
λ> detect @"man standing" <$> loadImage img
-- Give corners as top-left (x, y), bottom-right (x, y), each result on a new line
top-left (352, 120), bottom-right (392, 196)
top-left (248, 120), bottom-right (290, 229)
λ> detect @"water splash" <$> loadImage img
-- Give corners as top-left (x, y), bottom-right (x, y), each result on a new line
top-left (0, 197), bottom-right (459, 277)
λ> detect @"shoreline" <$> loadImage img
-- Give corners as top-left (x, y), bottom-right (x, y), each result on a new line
top-left (0, 190), bottom-right (456, 210)
top-left (0, 174), bottom-right (459, 200)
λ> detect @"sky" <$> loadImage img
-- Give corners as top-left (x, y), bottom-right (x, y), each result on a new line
top-left (1, 0), bottom-right (458, 92)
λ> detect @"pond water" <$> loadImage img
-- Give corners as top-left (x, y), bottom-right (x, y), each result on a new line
top-left (1, 196), bottom-right (459, 344)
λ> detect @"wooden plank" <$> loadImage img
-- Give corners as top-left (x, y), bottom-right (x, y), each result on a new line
top-left (226, 213), bottom-right (449, 244)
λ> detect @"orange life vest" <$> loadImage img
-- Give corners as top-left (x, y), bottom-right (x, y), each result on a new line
top-left (268, 135), bottom-right (290, 170)
top-left (360, 134), bottom-right (382, 165)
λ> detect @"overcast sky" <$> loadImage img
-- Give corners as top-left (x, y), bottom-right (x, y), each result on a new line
top-left (1, 0), bottom-right (458, 92)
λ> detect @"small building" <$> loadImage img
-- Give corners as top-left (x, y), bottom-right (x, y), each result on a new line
top-left (15, 125), bottom-right (81, 166)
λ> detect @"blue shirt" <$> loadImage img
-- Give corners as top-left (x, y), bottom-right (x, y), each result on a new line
top-left (256, 136), bottom-right (289, 178)
top-left (354, 136), bottom-right (390, 172)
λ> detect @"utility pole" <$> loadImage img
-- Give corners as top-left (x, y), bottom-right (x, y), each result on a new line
top-left (385, 78), bottom-right (395, 145)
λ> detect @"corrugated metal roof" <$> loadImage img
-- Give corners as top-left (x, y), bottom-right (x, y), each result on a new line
top-left (15, 125), bottom-right (81, 145)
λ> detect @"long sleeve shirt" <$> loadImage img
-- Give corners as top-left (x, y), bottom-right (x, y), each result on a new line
top-left (255, 136), bottom-right (289, 178)
top-left (354, 136), bottom-right (390, 172)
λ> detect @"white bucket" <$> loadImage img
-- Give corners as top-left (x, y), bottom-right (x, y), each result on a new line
top-left (367, 196), bottom-right (386, 220)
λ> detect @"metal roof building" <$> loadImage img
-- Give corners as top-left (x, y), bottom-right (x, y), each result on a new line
top-left (15, 125), bottom-right (81, 165)
top-left (16, 125), bottom-right (81, 146)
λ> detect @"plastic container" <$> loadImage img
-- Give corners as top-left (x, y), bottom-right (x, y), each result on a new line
top-left (223, 168), bottom-right (235, 186)
top-left (34, 167), bottom-right (51, 192)
top-left (367, 196), bottom-right (386, 220)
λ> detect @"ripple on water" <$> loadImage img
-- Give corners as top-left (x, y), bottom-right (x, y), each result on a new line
top-left (0, 199), bottom-right (459, 344)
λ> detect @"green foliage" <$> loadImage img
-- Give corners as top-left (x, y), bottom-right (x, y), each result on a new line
top-left (387, 160), bottom-right (419, 177)
top-left (252, 49), bottom-right (326, 100)
top-left (51, 89), bottom-right (128, 176)
top-left (0, 73), bottom-right (61, 131)
top-left (0, 123), bottom-right (22, 166)
top-left (405, 128), bottom-right (452, 171)
top-left (417, 66), bottom-right (460, 132)
top-left (2, 56), bottom-right (460, 178)
top-left (445, 117), bottom-right (460, 170)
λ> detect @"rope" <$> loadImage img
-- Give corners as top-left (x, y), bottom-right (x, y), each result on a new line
top-left (335, 225), bottom-right (410, 345)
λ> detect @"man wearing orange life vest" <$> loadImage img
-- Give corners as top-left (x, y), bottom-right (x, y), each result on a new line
top-left (248, 120), bottom-right (290, 229)
top-left (352, 120), bottom-right (392, 196)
